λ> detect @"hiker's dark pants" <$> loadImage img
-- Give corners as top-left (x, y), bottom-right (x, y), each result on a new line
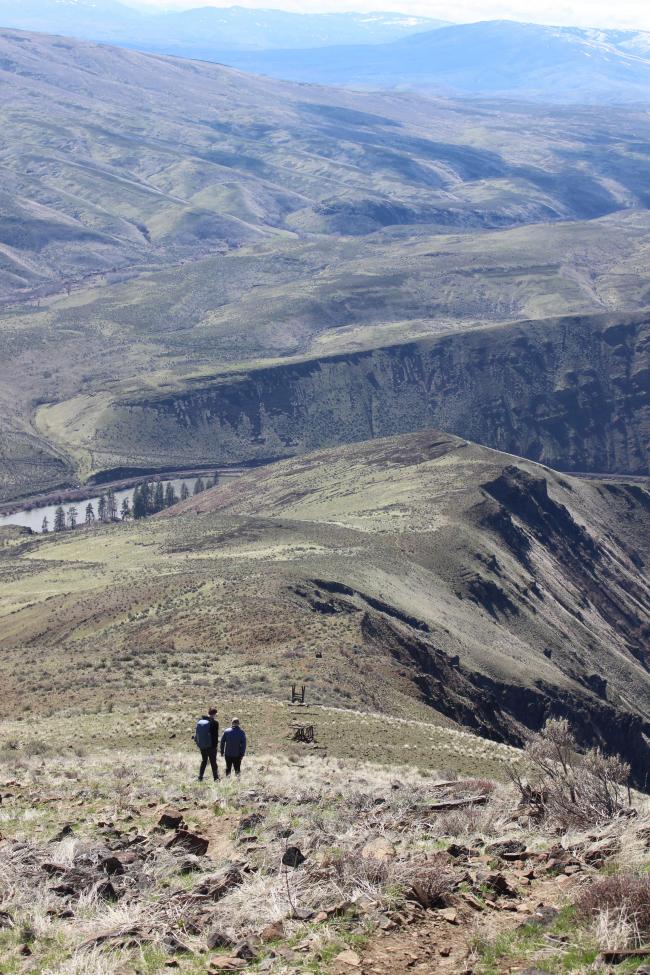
top-left (199, 747), bottom-right (219, 781)
top-left (224, 756), bottom-right (242, 776)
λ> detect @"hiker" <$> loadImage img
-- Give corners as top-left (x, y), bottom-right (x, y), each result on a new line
top-left (220, 718), bottom-right (247, 776)
top-left (194, 707), bottom-right (220, 781)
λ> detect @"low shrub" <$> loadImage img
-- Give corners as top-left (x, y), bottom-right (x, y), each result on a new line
top-left (512, 719), bottom-right (631, 828)
top-left (328, 850), bottom-right (393, 890)
top-left (577, 874), bottom-right (650, 941)
top-left (396, 858), bottom-right (457, 908)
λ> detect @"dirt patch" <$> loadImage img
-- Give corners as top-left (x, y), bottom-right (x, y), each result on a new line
top-left (358, 873), bottom-right (575, 975)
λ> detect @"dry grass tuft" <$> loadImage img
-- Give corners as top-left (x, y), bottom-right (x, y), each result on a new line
top-left (577, 874), bottom-right (650, 945)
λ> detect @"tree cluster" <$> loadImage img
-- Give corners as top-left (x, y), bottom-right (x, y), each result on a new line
top-left (42, 473), bottom-right (219, 533)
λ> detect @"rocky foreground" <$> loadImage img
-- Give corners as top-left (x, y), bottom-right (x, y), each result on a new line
top-left (1, 727), bottom-right (650, 975)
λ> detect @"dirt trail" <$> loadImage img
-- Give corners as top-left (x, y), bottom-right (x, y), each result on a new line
top-left (355, 875), bottom-right (575, 975)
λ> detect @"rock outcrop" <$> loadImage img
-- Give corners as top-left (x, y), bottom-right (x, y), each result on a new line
top-left (95, 310), bottom-right (649, 477)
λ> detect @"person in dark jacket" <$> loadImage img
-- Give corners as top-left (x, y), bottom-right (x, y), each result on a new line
top-left (195, 707), bottom-right (220, 781)
top-left (220, 718), bottom-right (247, 776)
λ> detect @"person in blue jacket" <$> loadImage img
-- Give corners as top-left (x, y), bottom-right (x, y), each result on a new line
top-left (220, 718), bottom-right (247, 776)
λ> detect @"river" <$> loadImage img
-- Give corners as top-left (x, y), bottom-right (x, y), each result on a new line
top-left (0, 476), bottom-right (214, 533)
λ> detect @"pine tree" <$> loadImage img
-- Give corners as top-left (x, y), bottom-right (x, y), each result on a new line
top-left (180, 481), bottom-right (189, 501)
top-left (107, 488), bottom-right (117, 521)
top-left (54, 506), bottom-right (66, 532)
top-left (97, 495), bottom-right (107, 522)
top-left (164, 482), bottom-right (177, 507)
top-left (210, 472), bottom-right (220, 489)
top-left (85, 502), bottom-right (95, 525)
top-left (140, 481), bottom-right (151, 513)
top-left (193, 476), bottom-right (205, 495)
top-left (132, 486), bottom-right (147, 520)
top-left (67, 506), bottom-right (78, 529)
top-left (41, 516), bottom-right (49, 534)
top-left (120, 497), bottom-right (131, 520)
top-left (154, 481), bottom-right (164, 512)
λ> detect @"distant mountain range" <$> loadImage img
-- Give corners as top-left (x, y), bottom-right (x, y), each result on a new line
top-left (0, 1), bottom-right (448, 51)
top-left (1, 3), bottom-right (650, 102)
top-left (220, 20), bottom-right (650, 103)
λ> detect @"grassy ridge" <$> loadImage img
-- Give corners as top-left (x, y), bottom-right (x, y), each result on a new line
top-left (1, 431), bottom-right (648, 774)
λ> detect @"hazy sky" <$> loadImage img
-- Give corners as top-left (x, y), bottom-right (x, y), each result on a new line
top-left (132, 0), bottom-right (650, 31)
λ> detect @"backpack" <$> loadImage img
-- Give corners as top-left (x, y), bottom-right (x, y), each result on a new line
top-left (194, 718), bottom-right (212, 750)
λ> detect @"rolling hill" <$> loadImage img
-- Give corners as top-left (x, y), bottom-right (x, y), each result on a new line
top-left (220, 20), bottom-right (650, 103)
top-left (0, 29), bottom-right (649, 502)
top-left (6, 25), bottom-right (650, 304)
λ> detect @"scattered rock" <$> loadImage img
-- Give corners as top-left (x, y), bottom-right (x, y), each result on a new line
top-left (41, 862), bottom-right (66, 876)
top-left (326, 900), bottom-right (354, 917)
top-left (162, 932), bottom-right (186, 954)
top-left (100, 856), bottom-right (125, 876)
top-left (196, 866), bottom-right (244, 901)
top-left (352, 893), bottom-right (377, 914)
top-left (260, 921), bottom-right (285, 942)
top-left (378, 916), bottom-right (397, 931)
top-left (178, 855), bottom-right (204, 874)
top-left (96, 880), bottom-right (119, 901)
top-left (209, 959), bottom-right (247, 972)
top-left (334, 949), bottom-right (361, 967)
top-left (362, 836), bottom-right (396, 862)
top-left (487, 840), bottom-right (527, 859)
top-left (462, 893), bottom-right (484, 911)
top-left (158, 808), bottom-right (184, 830)
top-left (281, 846), bottom-right (305, 868)
top-left (581, 837), bottom-right (621, 865)
top-left (292, 907), bottom-right (315, 921)
top-left (486, 872), bottom-right (517, 897)
top-left (165, 830), bottom-right (209, 857)
top-left (0, 910), bottom-right (13, 929)
top-left (206, 927), bottom-right (233, 950)
top-left (49, 824), bottom-right (74, 843)
top-left (439, 907), bottom-right (458, 924)
top-left (238, 813), bottom-right (264, 833)
top-left (232, 941), bottom-right (257, 960)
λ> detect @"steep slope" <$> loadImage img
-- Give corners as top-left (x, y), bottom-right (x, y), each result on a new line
top-left (163, 430), bottom-right (650, 780)
top-left (222, 20), bottom-right (650, 103)
top-left (1, 430), bottom-right (647, 779)
top-left (39, 309), bottom-right (649, 480)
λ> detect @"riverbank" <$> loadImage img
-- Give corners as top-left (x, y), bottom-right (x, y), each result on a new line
top-left (0, 466), bottom-right (245, 517)
top-left (0, 469), bottom-right (245, 534)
